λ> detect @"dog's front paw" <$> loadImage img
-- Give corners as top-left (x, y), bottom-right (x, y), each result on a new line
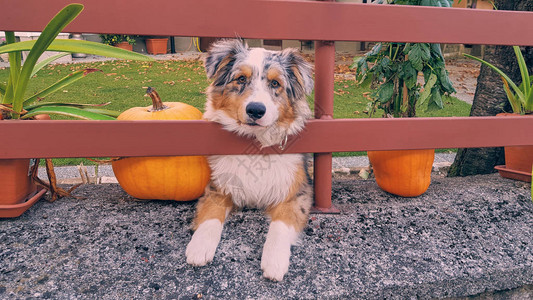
top-left (186, 219), bottom-right (223, 266)
top-left (261, 248), bottom-right (290, 282)
top-left (261, 221), bottom-right (295, 282)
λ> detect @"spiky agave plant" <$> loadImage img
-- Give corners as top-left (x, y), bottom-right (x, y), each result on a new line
top-left (464, 46), bottom-right (533, 115)
top-left (0, 3), bottom-right (153, 120)
top-left (0, 4), bottom-right (153, 200)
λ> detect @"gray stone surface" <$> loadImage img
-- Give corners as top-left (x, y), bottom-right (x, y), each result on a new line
top-left (1, 174), bottom-right (532, 299)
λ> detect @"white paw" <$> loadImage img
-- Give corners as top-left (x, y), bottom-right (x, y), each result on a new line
top-left (261, 221), bottom-right (297, 282)
top-left (186, 219), bottom-right (223, 266)
top-left (261, 247), bottom-right (290, 282)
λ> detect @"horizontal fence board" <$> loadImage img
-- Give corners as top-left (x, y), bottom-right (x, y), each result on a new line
top-left (0, 117), bottom-right (531, 159)
top-left (1, 0), bottom-right (533, 45)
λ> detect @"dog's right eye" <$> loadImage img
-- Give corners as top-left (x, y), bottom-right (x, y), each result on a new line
top-left (236, 76), bottom-right (247, 84)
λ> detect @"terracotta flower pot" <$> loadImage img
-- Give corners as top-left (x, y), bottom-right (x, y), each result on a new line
top-left (368, 149), bottom-right (435, 197)
top-left (115, 41), bottom-right (133, 51)
top-left (494, 113), bottom-right (533, 182)
top-left (0, 159), bottom-right (46, 218)
top-left (145, 38), bottom-right (168, 55)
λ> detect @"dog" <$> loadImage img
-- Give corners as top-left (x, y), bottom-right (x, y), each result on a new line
top-left (185, 39), bottom-right (314, 281)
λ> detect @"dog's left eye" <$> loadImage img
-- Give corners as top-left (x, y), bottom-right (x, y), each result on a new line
top-left (237, 75), bottom-right (247, 84)
top-left (270, 80), bottom-right (280, 88)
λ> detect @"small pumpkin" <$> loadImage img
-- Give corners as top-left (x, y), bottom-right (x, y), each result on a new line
top-left (112, 87), bottom-right (210, 201)
top-left (368, 149), bottom-right (434, 197)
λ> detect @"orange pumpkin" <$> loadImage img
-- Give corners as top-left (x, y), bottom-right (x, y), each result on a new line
top-left (112, 87), bottom-right (210, 201)
top-left (367, 149), bottom-right (434, 197)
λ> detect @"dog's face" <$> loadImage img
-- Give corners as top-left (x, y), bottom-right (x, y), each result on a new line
top-left (203, 39), bottom-right (313, 147)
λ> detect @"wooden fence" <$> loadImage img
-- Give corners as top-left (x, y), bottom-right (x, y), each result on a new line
top-left (1, 0), bottom-right (532, 211)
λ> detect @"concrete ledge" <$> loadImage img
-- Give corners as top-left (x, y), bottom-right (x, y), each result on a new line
top-left (0, 174), bottom-right (532, 299)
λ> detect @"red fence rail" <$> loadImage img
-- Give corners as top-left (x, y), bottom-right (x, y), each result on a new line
top-left (1, 0), bottom-right (533, 211)
top-left (0, 117), bottom-right (532, 159)
top-left (2, 0), bottom-right (533, 45)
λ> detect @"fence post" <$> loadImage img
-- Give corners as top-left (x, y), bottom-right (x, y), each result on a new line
top-left (312, 40), bottom-right (339, 213)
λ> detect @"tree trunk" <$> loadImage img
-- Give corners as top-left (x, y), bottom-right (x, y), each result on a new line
top-left (448, 0), bottom-right (533, 177)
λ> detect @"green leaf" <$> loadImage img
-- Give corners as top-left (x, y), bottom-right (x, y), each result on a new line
top-left (0, 82), bottom-right (5, 96)
top-left (464, 53), bottom-right (524, 107)
top-left (351, 56), bottom-right (364, 68)
top-left (11, 4), bottom-right (85, 116)
top-left (400, 62), bottom-right (418, 89)
top-left (526, 86), bottom-right (533, 112)
top-left (26, 103), bottom-right (121, 118)
top-left (0, 39), bottom-right (154, 62)
top-left (24, 101), bottom-right (112, 111)
top-left (366, 43), bottom-right (383, 57)
top-left (526, 77), bottom-right (533, 111)
top-left (408, 43), bottom-right (431, 71)
top-left (430, 43), bottom-right (443, 56)
top-left (403, 43), bottom-right (411, 55)
top-left (502, 78), bottom-right (521, 114)
top-left (513, 46), bottom-right (530, 99)
top-left (3, 32), bottom-right (20, 105)
top-left (31, 53), bottom-right (70, 77)
top-left (354, 57), bottom-right (369, 82)
top-left (378, 81), bottom-right (395, 103)
top-left (79, 107), bottom-right (121, 118)
top-left (427, 87), bottom-right (444, 111)
top-left (22, 106), bottom-right (116, 120)
top-left (420, 0), bottom-right (453, 7)
top-left (380, 57), bottom-right (391, 71)
top-left (419, 73), bottom-right (438, 105)
top-left (439, 68), bottom-right (456, 94)
top-left (23, 69), bottom-right (102, 106)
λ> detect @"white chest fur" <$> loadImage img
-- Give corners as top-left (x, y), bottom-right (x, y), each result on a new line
top-left (209, 154), bottom-right (302, 208)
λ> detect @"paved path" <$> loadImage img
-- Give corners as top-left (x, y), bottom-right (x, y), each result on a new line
top-left (40, 153), bottom-right (457, 184)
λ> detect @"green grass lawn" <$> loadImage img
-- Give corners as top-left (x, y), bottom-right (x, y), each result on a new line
top-left (0, 58), bottom-right (471, 165)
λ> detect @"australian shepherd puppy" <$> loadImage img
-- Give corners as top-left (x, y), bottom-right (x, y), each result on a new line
top-left (185, 39), bottom-right (314, 281)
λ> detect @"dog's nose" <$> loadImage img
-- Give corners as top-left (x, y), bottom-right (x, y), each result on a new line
top-left (246, 102), bottom-right (266, 120)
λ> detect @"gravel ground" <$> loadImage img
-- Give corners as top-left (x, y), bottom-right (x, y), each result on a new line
top-left (4, 48), bottom-right (526, 300)
top-left (1, 174), bottom-right (532, 299)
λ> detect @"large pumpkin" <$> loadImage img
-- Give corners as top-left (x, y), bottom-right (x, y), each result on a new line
top-left (367, 149), bottom-right (434, 197)
top-left (112, 87), bottom-right (210, 201)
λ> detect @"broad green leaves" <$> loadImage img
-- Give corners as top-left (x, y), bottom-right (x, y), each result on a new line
top-left (352, 0), bottom-right (457, 118)
top-left (378, 81), bottom-right (395, 103)
top-left (400, 61), bottom-right (417, 89)
top-left (406, 43), bottom-right (431, 71)
top-left (419, 73), bottom-right (437, 104)
top-left (354, 41), bottom-right (455, 117)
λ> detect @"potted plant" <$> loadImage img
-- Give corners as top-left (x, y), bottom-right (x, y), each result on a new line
top-left (145, 36), bottom-right (169, 55)
top-left (353, 0), bottom-right (456, 197)
top-left (0, 4), bottom-right (153, 217)
top-left (465, 47), bottom-right (533, 182)
top-left (100, 34), bottom-right (137, 51)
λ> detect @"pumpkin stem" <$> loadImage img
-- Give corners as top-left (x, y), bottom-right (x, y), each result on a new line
top-left (146, 87), bottom-right (168, 112)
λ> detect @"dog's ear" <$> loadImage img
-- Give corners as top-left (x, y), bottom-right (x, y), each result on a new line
top-left (281, 48), bottom-right (314, 99)
top-left (205, 39), bottom-right (247, 86)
